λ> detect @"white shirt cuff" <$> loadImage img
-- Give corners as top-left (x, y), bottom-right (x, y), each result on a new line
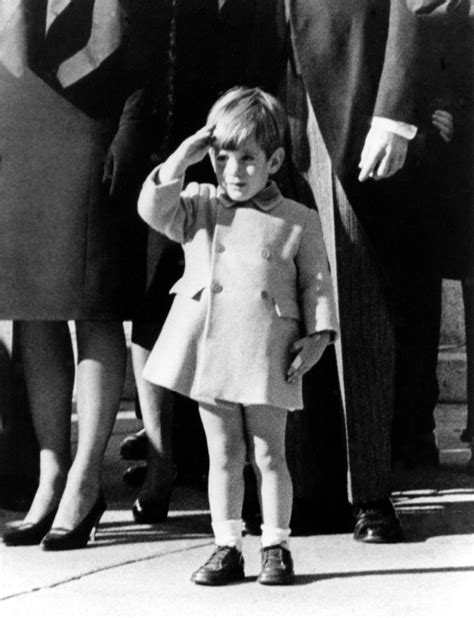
top-left (371, 117), bottom-right (418, 140)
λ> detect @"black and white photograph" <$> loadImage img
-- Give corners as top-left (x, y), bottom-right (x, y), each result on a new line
top-left (0, 1), bottom-right (473, 616)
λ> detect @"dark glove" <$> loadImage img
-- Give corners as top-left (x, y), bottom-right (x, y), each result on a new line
top-left (103, 88), bottom-right (151, 198)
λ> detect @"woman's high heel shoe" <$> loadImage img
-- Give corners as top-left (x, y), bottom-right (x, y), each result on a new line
top-left (2, 509), bottom-right (58, 546)
top-left (132, 489), bottom-right (172, 524)
top-left (122, 463), bottom-right (148, 487)
top-left (41, 494), bottom-right (107, 551)
top-left (132, 466), bottom-right (177, 524)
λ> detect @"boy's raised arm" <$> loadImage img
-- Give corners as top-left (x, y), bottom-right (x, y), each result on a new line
top-left (138, 126), bottom-right (214, 242)
top-left (159, 126), bottom-right (214, 183)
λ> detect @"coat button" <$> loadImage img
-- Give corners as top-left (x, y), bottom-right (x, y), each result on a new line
top-left (261, 248), bottom-right (271, 260)
top-left (261, 290), bottom-right (269, 300)
top-left (216, 244), bottom-right (225, 253)
top-left (212, 282), bottom-right (223, 294)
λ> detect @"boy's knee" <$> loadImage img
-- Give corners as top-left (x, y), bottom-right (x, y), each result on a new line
top-left (209, 439), bottom-right (246, 470)
top-left (252, 447), bottom-right (286, 475)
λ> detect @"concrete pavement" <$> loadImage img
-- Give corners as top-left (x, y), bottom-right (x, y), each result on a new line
top-left (1, 403), bottom-right (473, 618)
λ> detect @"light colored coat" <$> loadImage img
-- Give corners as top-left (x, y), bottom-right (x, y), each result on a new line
top-left (138, 170), bottom-right (338, 410)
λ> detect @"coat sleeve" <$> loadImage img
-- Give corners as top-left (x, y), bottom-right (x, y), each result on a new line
top-left (373, 0), bottom-right (424, 124)
top-left (296, 209), bottom-right (339, 336)
top-left (137, 168), bottom-right (205, 243)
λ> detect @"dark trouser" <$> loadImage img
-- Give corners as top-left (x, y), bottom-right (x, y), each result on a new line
top-left (282, 72), bottom-right (441, 505)
top-left (355, 167), bottom-right (442, 461)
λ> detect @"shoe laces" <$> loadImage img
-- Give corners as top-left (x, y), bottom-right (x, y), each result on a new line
top-left (261, 544), bottom-right (287, 565)
top-left (204, 545), bottom-right (239, 569)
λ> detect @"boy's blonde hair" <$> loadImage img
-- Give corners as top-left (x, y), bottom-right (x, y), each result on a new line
top-left (207, 87), bottom-right (287, 158)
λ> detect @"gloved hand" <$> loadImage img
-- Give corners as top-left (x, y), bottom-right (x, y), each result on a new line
top-left (103, 89), bottom-right (151, 198)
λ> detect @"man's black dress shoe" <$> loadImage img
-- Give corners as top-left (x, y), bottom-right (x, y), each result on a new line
top-left (2, 509), bottom-right (57, 546)
top-left (353, 499), bottom-right (402, 543)
top-left (191, 546), bottom-right (245, 586)
top-left (257, 545), bottom-right (295, 585)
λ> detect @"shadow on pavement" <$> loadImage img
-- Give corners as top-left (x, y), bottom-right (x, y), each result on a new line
top-left (294, 565), bottom-right (474, 585)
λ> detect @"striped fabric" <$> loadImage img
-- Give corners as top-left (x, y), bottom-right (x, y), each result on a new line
top-left (0, 0), bottom-right (124, 86)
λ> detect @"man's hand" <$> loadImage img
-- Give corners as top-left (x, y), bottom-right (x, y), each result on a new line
top-left (159, 126), bottom-right (214, 184)
top-left (358, 127), bottom-right (409, 181)
top-left (432, 109), bottom-right (454, 143)
top-left (287, 331), bottom-right (331, 383)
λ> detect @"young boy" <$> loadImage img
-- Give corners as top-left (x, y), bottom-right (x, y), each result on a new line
top-left (138, 87), bottom-right (338, 585)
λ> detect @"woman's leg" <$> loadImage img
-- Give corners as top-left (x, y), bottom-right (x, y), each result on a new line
top-left (52, 320), bottom-right (126, 529)
top-left (131, 342), bottom-right (176, 499)
top-left (17, 321), bottom-right (74, 522)
top-left (245, 405), bottom-right (292, 534)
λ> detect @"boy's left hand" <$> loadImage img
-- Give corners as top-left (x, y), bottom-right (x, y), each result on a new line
top-left (287, 332), bottom-right (331, 383)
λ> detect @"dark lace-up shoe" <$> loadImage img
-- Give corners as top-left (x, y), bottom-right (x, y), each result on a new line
top-left (353, 499), bottom-right (403, 543)
top-left (257, 545), bottom-right (295, 585)
top-left (191, 546), bottom-right (245, 586)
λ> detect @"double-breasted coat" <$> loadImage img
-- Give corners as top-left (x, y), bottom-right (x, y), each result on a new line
top-left (138, 172), bottom-right (338, 411)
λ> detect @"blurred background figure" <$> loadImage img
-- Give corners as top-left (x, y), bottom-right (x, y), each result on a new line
top-left (407, 1), bottom-right (474, 468)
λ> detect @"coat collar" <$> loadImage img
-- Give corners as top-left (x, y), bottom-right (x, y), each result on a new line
top-left (217, 181), bottom-right (283, 212)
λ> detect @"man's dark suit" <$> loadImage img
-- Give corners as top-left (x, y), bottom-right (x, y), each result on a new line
top-left (283, 1), bottom-right (436, 527)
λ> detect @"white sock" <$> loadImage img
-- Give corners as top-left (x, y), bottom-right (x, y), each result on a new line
top-left (212, 519), bottom-right (243, 551)
top-left (261, 524), bottom-right (291, 549)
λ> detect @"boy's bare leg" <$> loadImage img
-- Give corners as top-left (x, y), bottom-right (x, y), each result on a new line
top-left (244, 405), bottom-right (292, 531)
top-left (198, 403), bottom-right (246, 522)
